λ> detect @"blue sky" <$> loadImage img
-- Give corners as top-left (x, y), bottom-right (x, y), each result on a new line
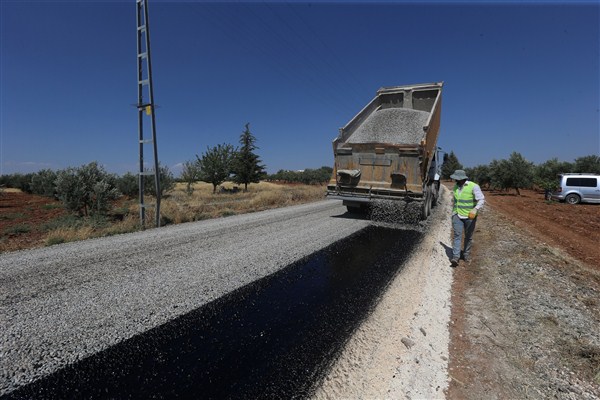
top-left (1, 0), bottom-right (599, 176)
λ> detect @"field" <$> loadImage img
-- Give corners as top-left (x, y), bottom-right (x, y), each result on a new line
top-left (448, 188), bottom-right (600, 398)
top-left (0, 182), bottom-right (326, 253)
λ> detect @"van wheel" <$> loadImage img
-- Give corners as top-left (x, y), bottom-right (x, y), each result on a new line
top-left (565, 194), bottom-right (581, 204)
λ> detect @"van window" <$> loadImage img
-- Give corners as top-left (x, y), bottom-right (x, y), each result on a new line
top-left (565, 177), bottom-right (597, 187)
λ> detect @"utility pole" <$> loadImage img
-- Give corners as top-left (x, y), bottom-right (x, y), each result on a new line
top-left (136, 0), bottom-right (161, 228)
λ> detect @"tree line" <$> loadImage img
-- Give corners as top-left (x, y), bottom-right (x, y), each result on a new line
top-left (265, 167), bottom-right (333, 185)
top-left (441, 152), bottom-right (600, 195)
top-left (180, 123), bottom-right (266, 194)
top-left (0, 123), bottom-right (266, 214)
top-left (0, 162), bottom-right (175, 216)
top-left (0, 123), bottom-right (334, 216)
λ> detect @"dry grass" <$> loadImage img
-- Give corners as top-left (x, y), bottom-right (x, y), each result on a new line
top-left (43, 181), bottom-right (326, 245)
top-left (159, 181), bottom-right (326, 224)
top-left (44, 214), bottom-right (141, 246)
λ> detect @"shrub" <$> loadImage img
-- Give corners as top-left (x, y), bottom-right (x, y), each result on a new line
top-left (30, 169), bottom-right (58, 197)
top-left (55, 162), bottom-right (120, 216)
top-left (144, 163), bottom-right (176, 197)
top-left (116, 172), bottom-right (139, 198)
top-left (0, 173), bottom-right (34, 193)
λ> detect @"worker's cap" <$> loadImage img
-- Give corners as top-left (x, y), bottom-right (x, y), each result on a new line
top-left (450, 169), bottom-right (468, 180)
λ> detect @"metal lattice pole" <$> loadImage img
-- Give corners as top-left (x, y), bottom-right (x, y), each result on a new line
top-left (136, 0), bottom-right (161, 228)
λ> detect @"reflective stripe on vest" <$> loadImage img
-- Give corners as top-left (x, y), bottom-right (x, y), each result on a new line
top-left (453, 181), bottom-right (477, 217)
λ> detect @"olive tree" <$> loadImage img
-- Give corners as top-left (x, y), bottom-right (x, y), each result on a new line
top-left (55, 162), bottom-right (120, 216)
top-left (534, 158), bottom-right (573, 190)
top-left (573, 155), bottom-right (600, 174)
top-left (489, 152), bottom-right (534, 195)
top-left (30, 169), bottom-right (58, 197)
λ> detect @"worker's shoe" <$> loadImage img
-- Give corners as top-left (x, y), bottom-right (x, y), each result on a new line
top-left (450, 258), bottom-right (459, 267)
top-left (463, 255), bottom-right (472, 264)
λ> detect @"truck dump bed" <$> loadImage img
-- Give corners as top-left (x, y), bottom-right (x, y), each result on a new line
top-left (327, 82), bottom-right (443, 217)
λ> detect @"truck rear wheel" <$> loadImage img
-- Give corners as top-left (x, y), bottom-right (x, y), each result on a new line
top-left (431, 181), bottom-right (440, 208)
top-left (421, 189), bottom-right (432, 219)
top-left (346, 204), bottom-right (369, 214)
top-left (346, 205), bottom-right (360, 213)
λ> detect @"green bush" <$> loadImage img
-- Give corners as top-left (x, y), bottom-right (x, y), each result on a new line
top-left (116, 172), bottom-right (138, 198)
top-left (115, 165), bottom-right (175, 199)
top-left (30, 169), bottom-right (58, 197)
top-left (55, 162), bottom-right (120, 216)
top-left (144, 163), bottom-right (175, 197)
top-left (0, 173), bottom-right (34, 193)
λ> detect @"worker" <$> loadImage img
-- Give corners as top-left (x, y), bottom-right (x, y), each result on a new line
top-left (450, 169), bottom-right (485, 266)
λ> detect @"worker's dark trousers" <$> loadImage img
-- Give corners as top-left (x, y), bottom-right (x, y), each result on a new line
top-left (452, 214), bottom-right (477, 260)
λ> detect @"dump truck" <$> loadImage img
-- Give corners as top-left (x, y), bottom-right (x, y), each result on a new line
top-left (326, 82), bottom-right (443, 220)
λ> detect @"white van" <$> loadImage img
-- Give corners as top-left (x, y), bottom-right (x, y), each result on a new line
top-left (551, 173), bottom-right (600, 204)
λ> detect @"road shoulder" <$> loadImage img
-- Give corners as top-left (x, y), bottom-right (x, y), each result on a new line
top-left (315, 187), bottom-right (454, 399)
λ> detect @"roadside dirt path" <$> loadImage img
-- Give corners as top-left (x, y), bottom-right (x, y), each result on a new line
top-left (448, 189), bottom-right (600, 399)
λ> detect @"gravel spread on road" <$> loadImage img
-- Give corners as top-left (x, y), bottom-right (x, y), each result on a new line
top-left (0, 201), bottom-right (370, 396)
top-left (346, 108), bottom-right (430, 144)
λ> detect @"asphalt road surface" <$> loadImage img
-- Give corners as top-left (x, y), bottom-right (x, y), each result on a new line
top-left (1, 200), bottom-right (394, 397)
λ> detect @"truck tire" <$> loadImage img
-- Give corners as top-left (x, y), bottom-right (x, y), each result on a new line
top-left (431, 181), bottom-right (440, 208)
top-left (346, 204), bottom-right (369, 214)
top-left (421, 189), bottom-right (432, 220)
top-left (346, 205), bottom-right (360, 213)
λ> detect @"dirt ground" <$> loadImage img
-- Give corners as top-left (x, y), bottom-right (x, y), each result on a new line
top-left (448, 188), bottom-right (600, 399)
top-left (0, 190), bottom-right (66, 252)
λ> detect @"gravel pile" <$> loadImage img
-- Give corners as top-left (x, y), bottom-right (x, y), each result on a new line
top-left (347, 108), bottom-right (430, 145)
top-left (0, 201), bottom-right (370, 396)
top-left (369, 198), bottom-right (424, 226)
